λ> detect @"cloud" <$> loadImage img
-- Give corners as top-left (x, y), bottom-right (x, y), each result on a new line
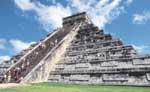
top-left (68, 0), bottom-right (132, 28)
top-left (131, 44), bottom-right (150, 54)
top-left (0, 56), bottom-right (11, 64)
top-left (69, 0), bottom-right (133, 28)
top-left (0, 38), bottom-right (7, 49)
top-left (0, 39), bottom-right (35, 63)
top-left (14, 0), bottom-right (35, 11)
top-left (9, 39), bottom-right (35, 54)
top-left (133, 11), bottom-right (150, 24)
top-left (35, 3), bottom-right (71, 31)
top-left (14, 0), bottom-right (133, 31)
top-left (14, 0), bottom-right (71, 32)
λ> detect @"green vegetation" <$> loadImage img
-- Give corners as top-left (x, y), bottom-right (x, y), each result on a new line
top-left (0, 82), bottom-right (150, 92)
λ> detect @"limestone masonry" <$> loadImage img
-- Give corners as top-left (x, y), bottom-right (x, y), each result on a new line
top-left (0, 12), bottom-right (150, 86)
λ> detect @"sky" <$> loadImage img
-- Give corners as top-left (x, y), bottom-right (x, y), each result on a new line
top-left (0, 0), bottom-right (150, 62)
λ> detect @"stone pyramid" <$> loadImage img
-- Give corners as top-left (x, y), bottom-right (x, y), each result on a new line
top-left (0, 12), bottom-right (150, 86)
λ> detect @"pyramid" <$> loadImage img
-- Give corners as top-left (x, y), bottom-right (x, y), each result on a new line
top-left (0, 12), bottom-right (150, 86)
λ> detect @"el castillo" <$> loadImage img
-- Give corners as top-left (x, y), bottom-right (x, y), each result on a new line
top-left (0, 12), bottom-right (150, 92)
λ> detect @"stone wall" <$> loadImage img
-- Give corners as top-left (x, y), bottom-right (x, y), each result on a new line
top-left (20, 22), bottom-right (82, 83)
top-left (48, 22), bottom-right (150, 86)
top-left (1, 12), bottom-right (150, 86)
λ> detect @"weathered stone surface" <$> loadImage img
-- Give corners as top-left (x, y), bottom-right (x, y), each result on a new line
top-left (48, 12), bottom-right (150, 86)
top-left (0, 12), bottom-right (150, 86)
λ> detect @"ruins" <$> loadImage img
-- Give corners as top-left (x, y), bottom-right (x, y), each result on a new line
top-left (0, 12), bottom-right (150, 86)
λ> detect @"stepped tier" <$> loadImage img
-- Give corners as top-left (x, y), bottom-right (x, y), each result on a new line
top-left (0, 12), bottom-right (86, 83)
top-left (48, 13), bottom-right (150, 86)
top-left (0, 12), bottom-right (150, 86)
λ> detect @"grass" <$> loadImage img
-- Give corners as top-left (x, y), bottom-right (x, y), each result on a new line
top-left (0, 82), bottom-right (150, 92)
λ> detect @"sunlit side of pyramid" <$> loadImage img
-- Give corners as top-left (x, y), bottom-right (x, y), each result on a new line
top-left (0, 12), bottom-right (150, 86)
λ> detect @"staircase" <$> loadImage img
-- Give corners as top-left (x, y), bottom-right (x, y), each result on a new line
top-left (1, 12), bottom-right (150, 86)
top-left (0, 29), bottom-right (64, 83)
top-left (48, 13), bottom-right (150, 86)
top-left (0, 12), bottom-right (89, 83)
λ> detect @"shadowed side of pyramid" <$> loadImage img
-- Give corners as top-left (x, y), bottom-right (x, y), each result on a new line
top-left (0, 12), bottom-right (150, 86)
top-left (48, 13), bottom-right (150, 86)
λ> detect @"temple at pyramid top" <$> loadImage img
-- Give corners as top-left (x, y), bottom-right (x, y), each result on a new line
top-left (63, 12), bottom-right (92, 26)
top-left (0, 12), bottom-right (150, 86)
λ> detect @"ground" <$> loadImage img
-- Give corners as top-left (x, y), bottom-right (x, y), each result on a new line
top-left (0, 82), bottom-right (150, 92)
